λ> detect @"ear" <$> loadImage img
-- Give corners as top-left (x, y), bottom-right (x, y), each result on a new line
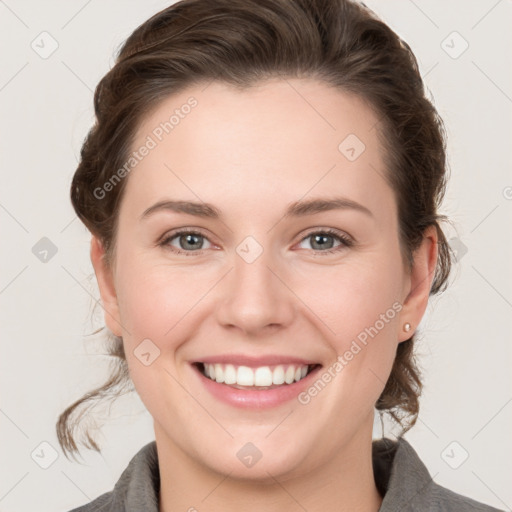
top-left (90, 235), bottom-right (123, 337)
top-left (398, 225), bottom-right (438, 342)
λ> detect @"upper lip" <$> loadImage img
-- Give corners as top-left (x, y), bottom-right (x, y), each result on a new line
top-left (193, 354), bottom-right (321, 368)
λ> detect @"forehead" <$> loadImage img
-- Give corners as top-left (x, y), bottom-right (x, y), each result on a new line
top-left (121, 78), bottom-right (394, 224)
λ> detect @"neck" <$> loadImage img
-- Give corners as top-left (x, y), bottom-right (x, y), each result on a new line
top-left (156, 419), bottom-right (383, 512)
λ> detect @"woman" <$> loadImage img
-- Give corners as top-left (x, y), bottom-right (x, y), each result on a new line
top-left (57, 0), bottom-right (504, 510)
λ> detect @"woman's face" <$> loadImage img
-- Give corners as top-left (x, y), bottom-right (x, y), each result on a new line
top-left (92, 78), bottom-right (435, 480)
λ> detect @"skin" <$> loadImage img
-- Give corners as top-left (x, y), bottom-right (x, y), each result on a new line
top-left (91, 78), bottom-right (437, 512)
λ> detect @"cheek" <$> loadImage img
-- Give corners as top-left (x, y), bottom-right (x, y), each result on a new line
top-left (113, 259), bottom-right (206, 410)
top-left (293, 253), bottom-right (403, 342)
top-left (294, 253), bottom-right (403, 402)
top-left (115, 255), bottom-right (211, 342)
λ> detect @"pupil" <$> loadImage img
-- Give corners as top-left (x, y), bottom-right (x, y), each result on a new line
top-left (313, 234), bottom-right (332, 250)
top-left (183, 234), bottom-right (201, 249)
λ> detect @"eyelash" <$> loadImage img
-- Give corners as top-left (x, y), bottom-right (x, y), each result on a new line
top-left (158, 228), bottom-right (354, 257)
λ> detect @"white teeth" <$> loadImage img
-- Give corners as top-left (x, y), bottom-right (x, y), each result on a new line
top-left (254, 366), bottom-right (273, 386)
top-left (284, 365), bottom-right (295, 384)
top-left (237, 366), bottom-right (254, 386)
top-left (273, 365), bottom-right (285, 385)
top-left (201, 363), bottom-right (312, 387)
top-left (214, 364), bottom-right (224, 383)
top-left (224, 364), bottom-right (237, 384)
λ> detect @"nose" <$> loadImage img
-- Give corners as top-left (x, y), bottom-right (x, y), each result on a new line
top-left (214, 244), bottom-right (295, 336)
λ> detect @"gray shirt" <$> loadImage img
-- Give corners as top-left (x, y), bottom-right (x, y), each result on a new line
top-left (68, 437), bottom-right (504, 511)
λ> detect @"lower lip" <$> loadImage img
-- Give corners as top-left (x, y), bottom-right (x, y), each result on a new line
top-left (192, 364), bottom-right (322, 409)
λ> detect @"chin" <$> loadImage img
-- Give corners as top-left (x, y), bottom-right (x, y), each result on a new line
top-left (196, 432), bottom-right (314, 483)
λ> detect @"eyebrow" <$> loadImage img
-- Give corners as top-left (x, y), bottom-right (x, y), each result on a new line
top-left (139, 196), bottom-right (373, 221)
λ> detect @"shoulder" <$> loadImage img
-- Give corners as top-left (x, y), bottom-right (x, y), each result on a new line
top-left (430, 481), bottom-right (505, 512)
top-left (373, 436), bottom-right (505, 512)
top-left (65, 441), bottom-right (160, 512)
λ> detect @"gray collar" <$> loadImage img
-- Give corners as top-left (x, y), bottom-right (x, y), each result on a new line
top-left (87, 437), bottom-right (500, 512)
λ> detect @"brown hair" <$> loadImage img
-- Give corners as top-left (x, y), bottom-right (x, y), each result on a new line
top-left (57, 0), bottom-right (453, 459)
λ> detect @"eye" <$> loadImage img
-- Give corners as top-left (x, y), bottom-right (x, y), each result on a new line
top-left (159, 229), bottom-right (213, 256)
top-left (297, 228), bottom-right (353, 255)
top-left (158, 227), bottom-right (353, 256)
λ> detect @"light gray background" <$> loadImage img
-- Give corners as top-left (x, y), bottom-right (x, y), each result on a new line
top-left (1, 1), bottom-right (511, 511)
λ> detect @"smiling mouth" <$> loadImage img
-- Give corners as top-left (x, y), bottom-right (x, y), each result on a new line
top-left (193, 362), bottom-right (321, 390)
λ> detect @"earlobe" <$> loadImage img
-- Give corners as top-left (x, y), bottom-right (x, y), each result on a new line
top-left (90, 236), bottom-right (123, 337)
top-left (398, 225), bottom-right (439, 343)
